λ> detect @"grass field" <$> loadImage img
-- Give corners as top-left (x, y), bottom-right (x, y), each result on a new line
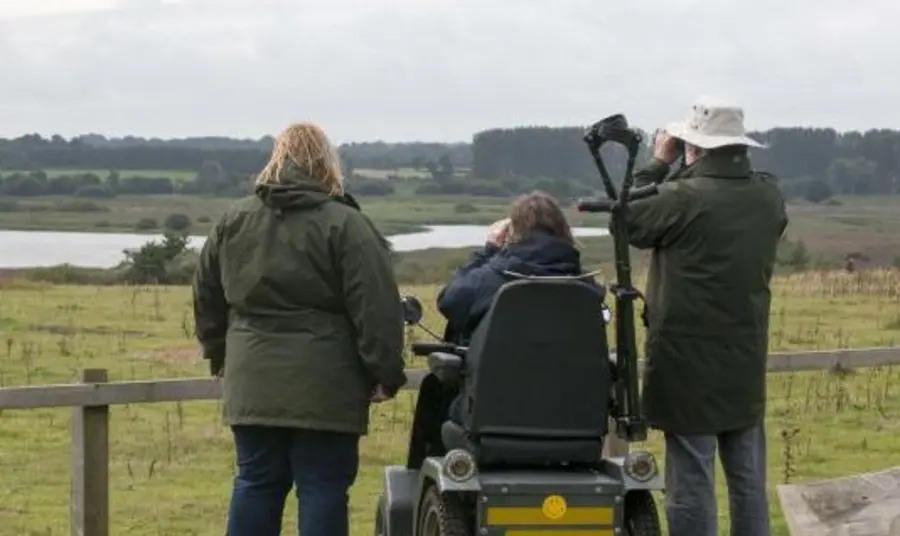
top-left (1, 270), bottom-right (899, 535)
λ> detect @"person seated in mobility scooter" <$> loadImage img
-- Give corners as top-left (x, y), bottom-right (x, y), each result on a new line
top-left (435, 191), bottom-right (608, 425)
top-left (375, 114), bottom-right (664, 536)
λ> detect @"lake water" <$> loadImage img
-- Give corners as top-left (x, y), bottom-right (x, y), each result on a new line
top-left (0, 226), bottom-right (608, 269)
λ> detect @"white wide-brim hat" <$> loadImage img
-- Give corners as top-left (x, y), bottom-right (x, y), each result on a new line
top-left (664, 97), bottom-right (766, 149)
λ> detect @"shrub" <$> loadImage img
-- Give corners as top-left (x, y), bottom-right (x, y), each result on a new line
top-left (804, 179), bottom-right (833, 203)
top-left (48, 174), bottom-right (101, 195)
top-left (94, 220), bottom-right (111, 228)
top-left (122, 230), bottom-right (191, 284)
top-left (1, 175), bottom-right (47, 196)
top-left (135, 218), bottom-right (159, 231)
top-left (782, 239), bottom-right (811, 270)
top-left (164, 212), bottom-right (192, 231)
top-left (453, 202), bottom-right (479, 214)
top-left (196, 215), bottom-right (211, 223)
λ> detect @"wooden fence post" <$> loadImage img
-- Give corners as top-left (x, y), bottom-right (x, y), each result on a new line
top-left (70, 369), bottom-right (109, 536)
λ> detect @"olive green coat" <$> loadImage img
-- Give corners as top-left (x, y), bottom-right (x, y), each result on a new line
top-left (192, 170), bottom-right (406, 435)
top-left (625, 153), bottom-right (788, 434)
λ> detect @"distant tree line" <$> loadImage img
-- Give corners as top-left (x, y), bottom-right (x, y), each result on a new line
top-left (0, 134), bottom-right (267, 175)
top-left (0, 165), bottom-right (414, 200)
top-left (2, 126), bottom-right (899, 202)
top-left (0, 161), bottom-right (253, 198)
top-left (471, 126), bottom-right (900, 202)
top-left (751, 128), bottom-right (900, 198)
top-left (0, 134), bottom-right (472, 174)
top-left (339, 142), bottom-right (472, 170)
top-left (472, 127), bottom-right (652, 183)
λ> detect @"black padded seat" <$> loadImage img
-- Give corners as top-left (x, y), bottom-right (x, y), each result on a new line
top-left (441, 278), bottom-right (613, 467)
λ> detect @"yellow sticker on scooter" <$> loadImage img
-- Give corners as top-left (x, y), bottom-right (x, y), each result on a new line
top-left (541, 495), bottom-right (567, 520)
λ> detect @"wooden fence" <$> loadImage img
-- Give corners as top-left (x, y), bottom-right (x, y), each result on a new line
top-left (1, 347), bottom-right (899, 536)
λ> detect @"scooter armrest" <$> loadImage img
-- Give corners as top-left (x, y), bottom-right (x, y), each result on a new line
top-left (427, 352), bottom-right (463, 385)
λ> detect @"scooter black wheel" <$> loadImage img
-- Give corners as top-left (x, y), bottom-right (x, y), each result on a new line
top-left (374, 494), bottom-right (387, 536)
top-left (623, 490), bottom-right (662, 536)
top-left (416, 484), bottom-right (473, 536)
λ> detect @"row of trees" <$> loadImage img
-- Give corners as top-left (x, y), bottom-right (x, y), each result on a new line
top-left (0, 166), bottom-right (421, 200)
top-left (472, 126), bottom-right (651, 183)
top-left (340, 142), bottom-right (471, 171)
top-left (3, 126), bottom-right (899, 201)
top-left (0, 135), bottom-right (473, 174)
top-left (0, 161), bottom-right (253, 198)
top-left (470, 126), bottom-right (900, 200)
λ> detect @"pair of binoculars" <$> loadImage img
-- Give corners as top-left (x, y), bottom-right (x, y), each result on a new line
top-left (584, 114), bottom-right (685, 159)
top-left (583, 114), bottom-right (641, 149)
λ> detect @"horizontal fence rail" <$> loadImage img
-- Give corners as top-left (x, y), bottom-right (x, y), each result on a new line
top-left (2, 347), bottom-right (899, 410)
top-left (0, 347), bottom-right (898, 536)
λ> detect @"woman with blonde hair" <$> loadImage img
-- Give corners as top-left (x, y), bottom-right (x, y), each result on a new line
top-left (192, 122), bottom-right (406, 536)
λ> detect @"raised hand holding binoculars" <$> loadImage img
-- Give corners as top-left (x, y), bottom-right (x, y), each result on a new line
top-left (652, 128), bottom-right (684, 165)
top-left (485, 218), bottom-right (511, 246)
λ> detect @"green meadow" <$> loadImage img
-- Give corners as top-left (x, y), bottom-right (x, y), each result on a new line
top-left (0, 269), bottom-right (899, 534)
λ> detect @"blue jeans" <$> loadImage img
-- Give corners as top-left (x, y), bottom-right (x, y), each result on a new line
top-left (226, 425), bottom-right (360, 536)
top-left (664, 423), bottom-right (771, 536)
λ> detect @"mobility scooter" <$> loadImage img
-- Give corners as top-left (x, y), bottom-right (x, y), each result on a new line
top-left (377, 114), bottom-right (664, 536)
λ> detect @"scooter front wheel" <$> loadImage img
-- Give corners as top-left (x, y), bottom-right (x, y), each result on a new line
top-left (416, 485), bottom-right (472, 536)
top-left (623, 490), bottom-right (662, 536)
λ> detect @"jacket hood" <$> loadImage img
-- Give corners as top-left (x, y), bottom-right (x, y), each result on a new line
top-left (253, 162), bottom-right (342, 211)
top-left (493, 232), bottom-right (583, 275)
top-left (254, 181), bottom-right (332, 211)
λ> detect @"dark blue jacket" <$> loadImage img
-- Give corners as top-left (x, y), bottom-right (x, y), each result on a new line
top-left (437, 232), bottom-right (605, 343)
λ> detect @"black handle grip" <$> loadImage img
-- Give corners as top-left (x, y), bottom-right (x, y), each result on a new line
top-left (411, 342), bottom-right (459, 356)
top-left (576, 184), bottom-right (659, 213)
top-left (576, 198), bottom-right (615, 213)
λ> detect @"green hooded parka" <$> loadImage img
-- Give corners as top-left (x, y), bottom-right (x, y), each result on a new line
top-left (624, 152), bottom-right (788, 434)
top-left (192, 169), bottom-right (406, 435)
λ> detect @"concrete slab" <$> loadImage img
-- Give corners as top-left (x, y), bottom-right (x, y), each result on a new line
top-left (777, 466), bottom-right (900, 536)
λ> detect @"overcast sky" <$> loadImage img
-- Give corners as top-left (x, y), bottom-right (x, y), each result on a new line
top-left (0, 0), bottom-right (897, 143)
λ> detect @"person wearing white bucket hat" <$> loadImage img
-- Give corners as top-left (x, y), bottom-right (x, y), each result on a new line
top-left (664, 98), bottom-right (767, 151)
top-left (620, 97), bottom-right (788, 536)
